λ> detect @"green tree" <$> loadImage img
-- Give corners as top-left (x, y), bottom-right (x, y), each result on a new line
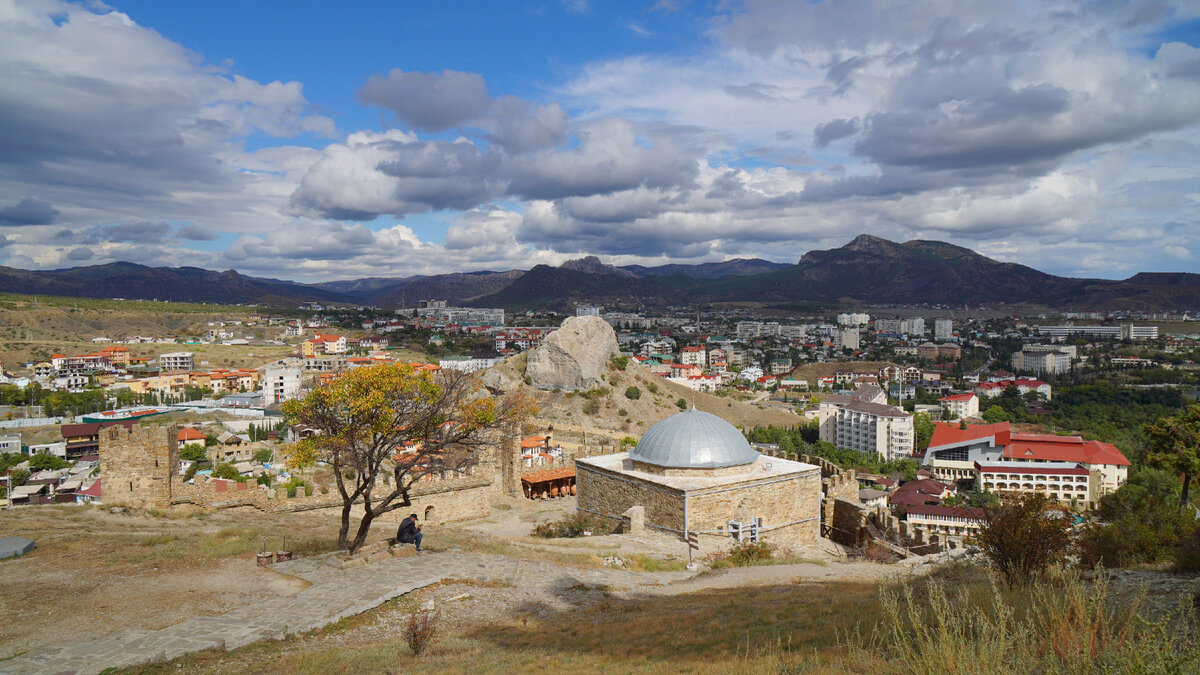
top-left (9, 468), bottom-right (30, 488)
top-left (27, 454), bottom-right (68, 471)
top-left (913, 412), bottom-right (934, 451)
top-left (211, 462), bottom-right (243, 481)
top-left (252, 448), bottom-right (273, 464)
top-left (283, 362), bottom-right (534, 554)
top-left (975, 493), bottom-right (1072, 586)
top-left (1145, 405), bottom-right (1200, 512)
top-left (179, 444), bottom-right (208, 463)
top-left (982, 405), bottom-right (1010, 424)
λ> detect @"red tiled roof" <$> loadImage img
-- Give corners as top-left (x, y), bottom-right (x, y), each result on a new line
top-left (890, 491), bottom-right (941, 506)
top-left (1003, 438), bottom-right (1130, 466)
top-left (521, 436), bottom-right (548, 449)
top-left (520, 466), bottom-right (576, 484)
top-left (977, 464), bottom-right (1089, 476)
top-left (895, 478), bottom-right (952, 496)
top-left (905, 504), bottom-right (986, 519)
top-left (178, 428), bottom-right (207, 442)
top-left (928, 421), bottom-right (1011, 449)
top-left (939, 393), bottom-right (976, 402)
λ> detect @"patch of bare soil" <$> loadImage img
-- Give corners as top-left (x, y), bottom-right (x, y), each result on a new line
top-left (0, 505), bottom-right (337, 659)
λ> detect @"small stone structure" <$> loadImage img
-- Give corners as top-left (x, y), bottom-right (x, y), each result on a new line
top-left (576, 409), bottom-right (822, 548)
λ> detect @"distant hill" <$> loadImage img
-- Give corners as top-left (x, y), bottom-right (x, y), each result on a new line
top-left (698, 235), bottom-right (1084, 306)
top-left (3, 237), bottom-right (1197, 310)
top-left (362, 270), bottom-right (525, 306)
top-left (0, 262), bottom-right (352, 305)
top-left (621, 258), bottom-right (791, 279)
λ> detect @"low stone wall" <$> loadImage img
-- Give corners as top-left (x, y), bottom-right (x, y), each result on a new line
top-left (688, 470), bottom-right (821, 547)
top-left (576, 462), bottom-right (686, 533)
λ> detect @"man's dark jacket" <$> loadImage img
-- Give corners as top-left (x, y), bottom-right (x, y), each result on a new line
top-left (397, 516), bottom-right (419, 543)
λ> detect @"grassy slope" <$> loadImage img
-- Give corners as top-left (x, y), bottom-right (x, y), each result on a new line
top-left (488, 355), bottom-right (802, 441)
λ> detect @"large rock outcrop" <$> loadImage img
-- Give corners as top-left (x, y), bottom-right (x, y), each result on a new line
top-left (524, 316), bottom-right (619, 391)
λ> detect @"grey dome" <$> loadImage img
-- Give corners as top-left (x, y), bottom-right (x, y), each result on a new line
top-left (629, 408), bottom-right (759, 469)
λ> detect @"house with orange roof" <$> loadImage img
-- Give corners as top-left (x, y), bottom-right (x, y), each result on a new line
top-left (178, 427), bottom-right (207, 447)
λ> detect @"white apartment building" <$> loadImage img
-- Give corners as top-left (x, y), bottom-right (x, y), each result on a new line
top-left (159, 352), bottom-right (195, 371)
top-left (415, 305), bottom-right (505, 326)
top-left (262, 366), bottom-right (302, 404)
top-left (1012, 346), bottom-right (1072, 374)
top-left (837, 313), bottom-right (870, 326)
top-left (576, 305), bottom-right (602, 317)
top-left (1035, 324), bottom-right (1158, 340)
top-left (976, 461), bottom-right (1096, 508)
top-left (934, 318), bottom-right (954, 341)
top-left (735, 321), bottom-right (808, 341)
top-left (938, 393), bottom-right (979, 419)
top-left (905, 505), bottom-right (986, 538)
top-left (834, 400), bottom-right (914, 461)
top-left (835, 327), bottom-right (860, 350)
top-left (679, 346), bottom-right (707, 367)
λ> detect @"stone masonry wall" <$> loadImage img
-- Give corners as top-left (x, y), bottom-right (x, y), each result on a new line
top-left (99, 425), bottom-right (179, 509)
top-left (687, 470), bottom-right (821, 548)
top-left (576, 463), bottom-right (686, 533)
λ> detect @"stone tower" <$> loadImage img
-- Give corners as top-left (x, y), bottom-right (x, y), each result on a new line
top-left (99, 425), bottom-right (179, 509)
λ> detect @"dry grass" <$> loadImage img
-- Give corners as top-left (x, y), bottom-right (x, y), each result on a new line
top-left (115, 579), bottom-right (884, 674)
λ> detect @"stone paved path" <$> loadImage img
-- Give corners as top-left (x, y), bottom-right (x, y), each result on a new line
top-left (0, 551), bottom-right (696, 675)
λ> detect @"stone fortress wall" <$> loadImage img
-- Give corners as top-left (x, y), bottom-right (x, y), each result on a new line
top-left (99, 424), bottom-right (500, 524)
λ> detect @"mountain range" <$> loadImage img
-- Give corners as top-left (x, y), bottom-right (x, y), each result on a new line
top-left (1, 235), bottom-right (1197, 311)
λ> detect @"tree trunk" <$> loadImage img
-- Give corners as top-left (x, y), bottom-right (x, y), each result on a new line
top-left (347, 509), bottom-right (374, 554)
top-left (1182, 472), bottom-right (1192, 513)
top-left (337, 500), bottom-right (354, 551)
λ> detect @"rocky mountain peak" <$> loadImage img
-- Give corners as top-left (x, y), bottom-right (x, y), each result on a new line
top-left (560, 256), bottom-right (636, 277)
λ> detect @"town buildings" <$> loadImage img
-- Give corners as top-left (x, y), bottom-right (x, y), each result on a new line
top-left (158, 352), bottom-right (194, 372)
top-left (1012, 345), bottom-right (1074, 374)
top-left (939, 393), bottom-right (979, 419)
top-left (921, 421), bottom-right (1129, 508)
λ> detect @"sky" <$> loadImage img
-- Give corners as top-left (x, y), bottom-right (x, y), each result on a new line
top-left (1, 0), bottom-right (1199, 283)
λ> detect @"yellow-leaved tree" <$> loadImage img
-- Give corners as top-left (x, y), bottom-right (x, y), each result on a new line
top-left (283, 362), bottom-right (534, 554)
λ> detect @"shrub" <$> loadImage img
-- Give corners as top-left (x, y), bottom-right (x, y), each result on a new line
top-left (282, 476), bottom-right (311, 497)
top-left (252, 448), bottom-right (273, 464)
top-left (404, 609), bottom-right (439, 657)
top-left (706, 540), bottom-right (776, 569)
top-left (624, 386), bottom-right (642, 400)
top-left (582, 399), bottom-right (600, 415)
top-left (211, 462), bottom-right (245, 482)
top-left (1078, 496), bottom-right (1194, 568)
top-left (1177, 526), bottom-right (1200, 572)
top-left (610, 355), bottom-right (629, 370)
top-left (676, 398), bottom-right (688, 410)
top-left (975, 493), bottom-right (1071, 586)
top-left (646, 382), bottom-right (658, 394)
top-left (256, 473), bottom-right (272, 487)
top-left (532, 511), bottom-right (618, 538)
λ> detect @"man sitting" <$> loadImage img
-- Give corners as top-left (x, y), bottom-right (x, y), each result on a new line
top-left (396, 513), bottom-right (423, 552)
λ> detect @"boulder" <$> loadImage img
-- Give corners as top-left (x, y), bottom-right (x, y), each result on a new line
top-left (524, 316), bottom-right (619, 391)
